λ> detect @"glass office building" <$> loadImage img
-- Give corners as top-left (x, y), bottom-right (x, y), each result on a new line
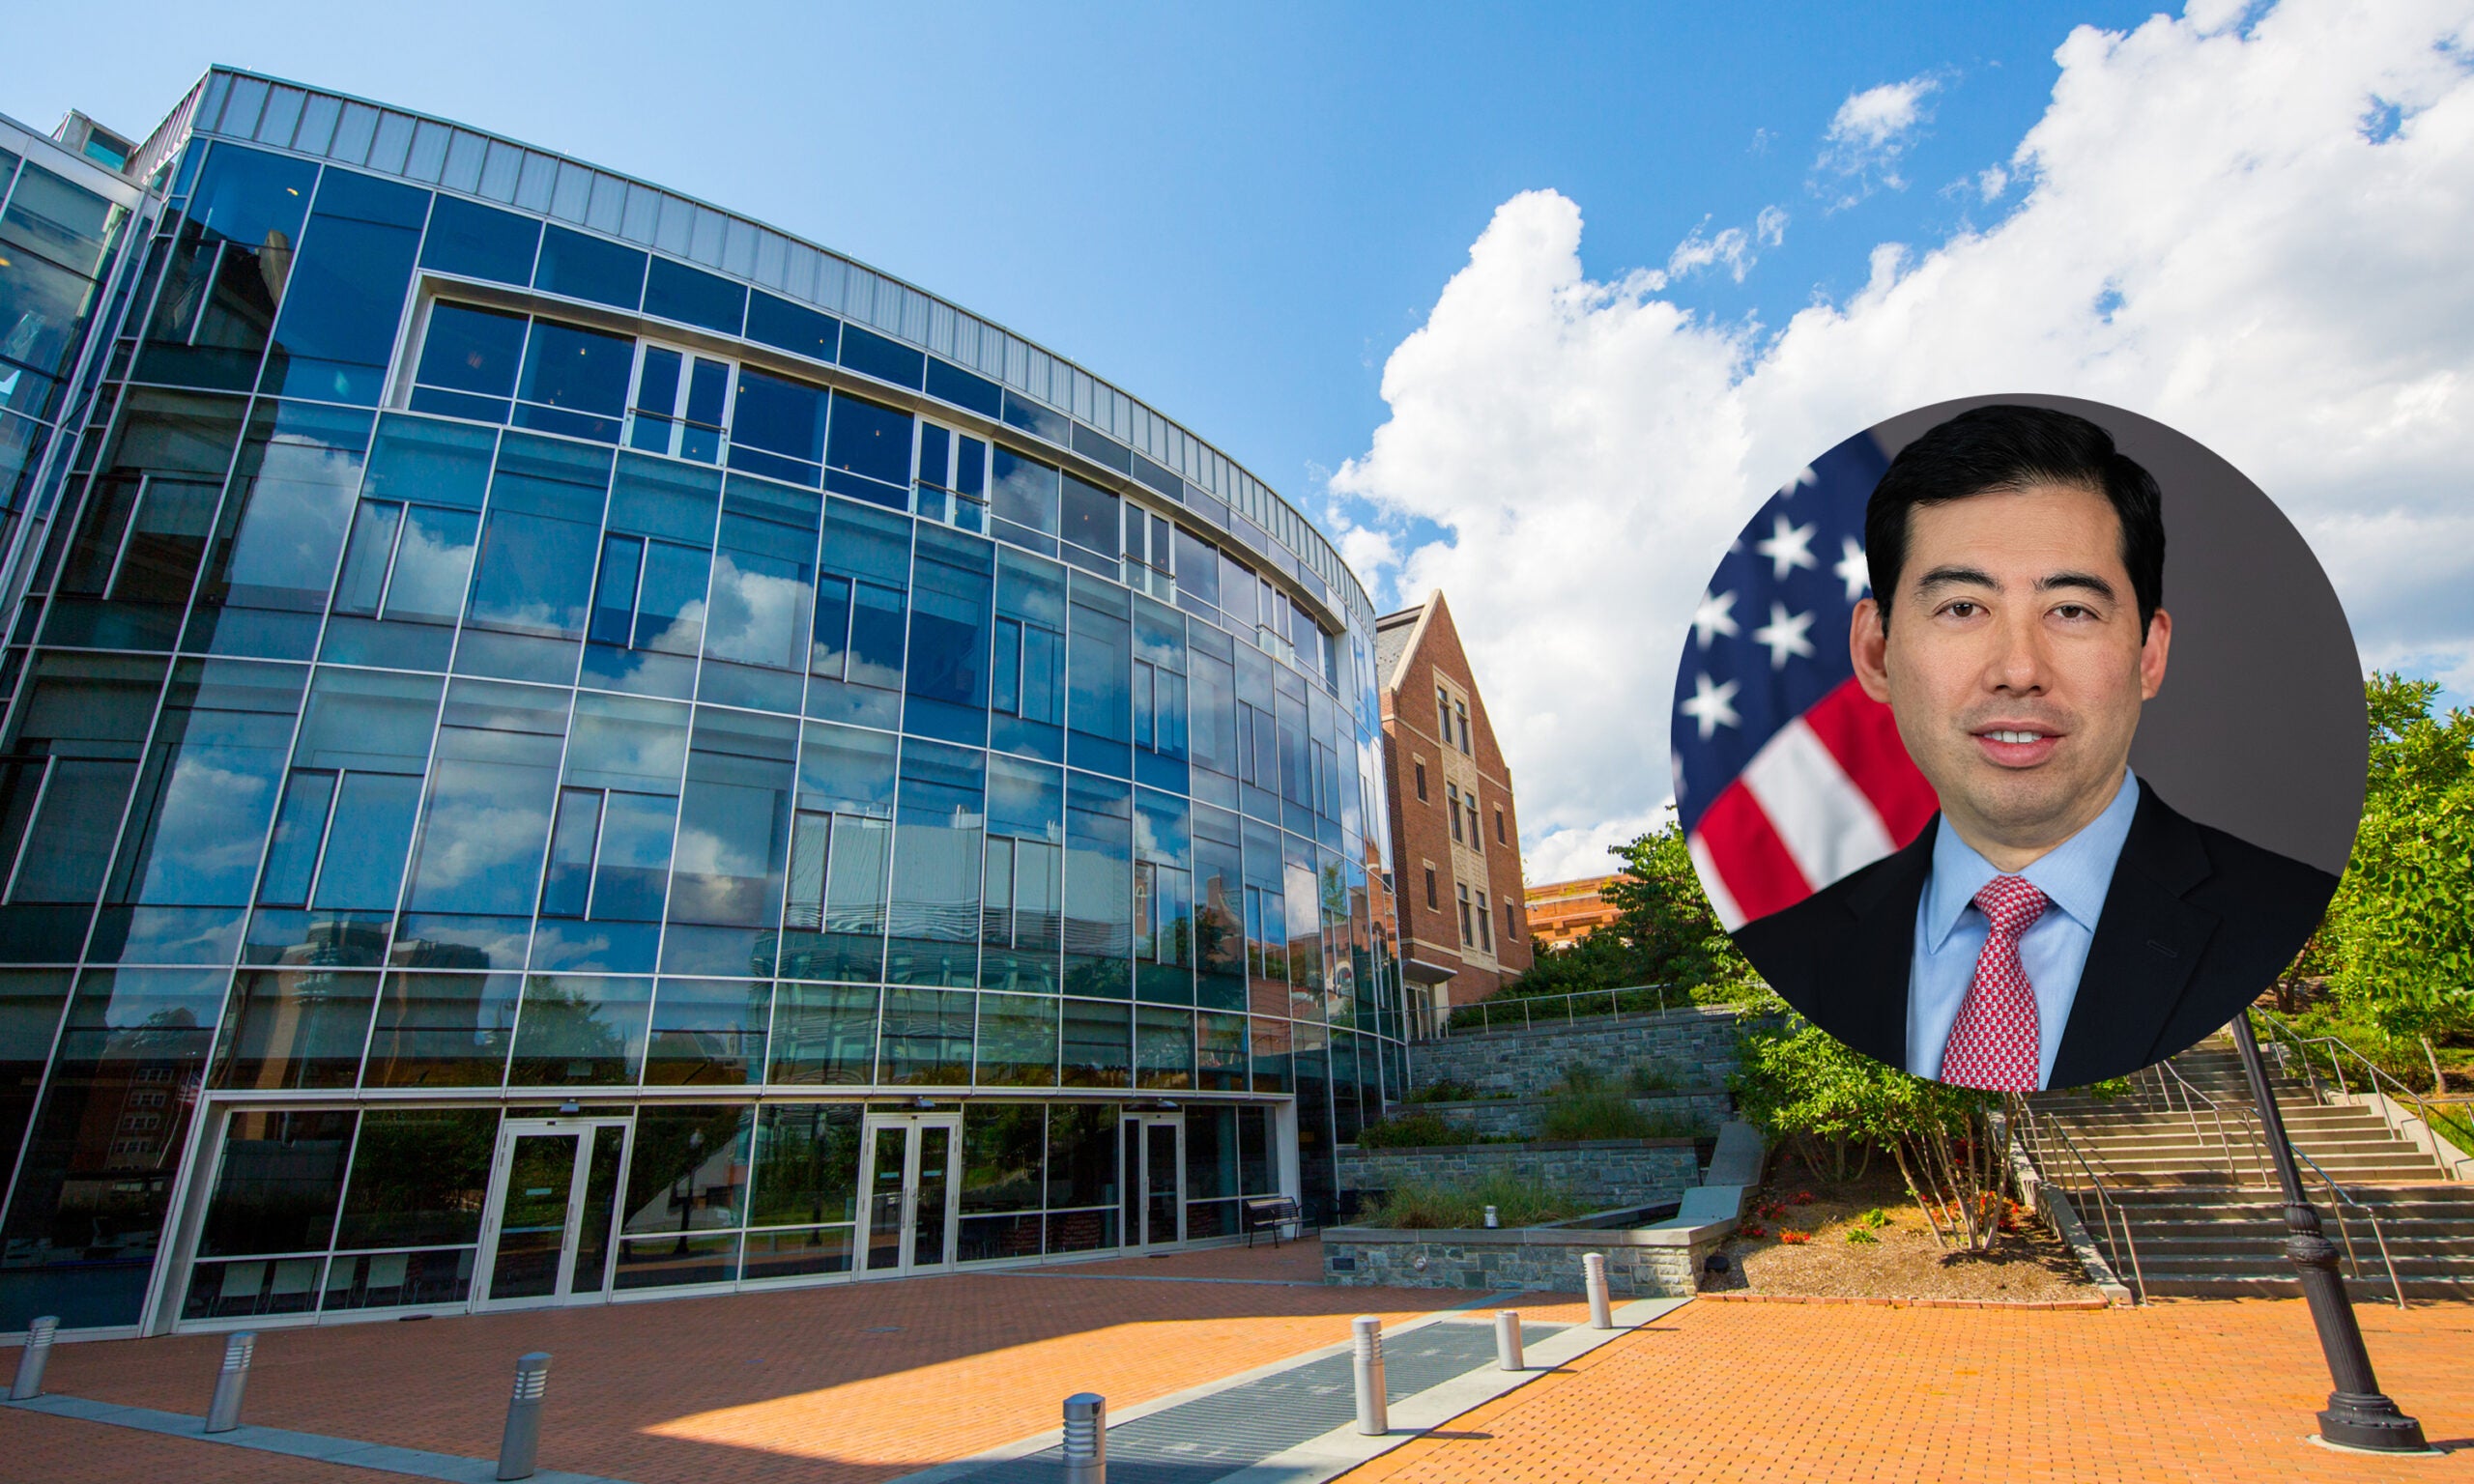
top-left (0, 70), bottom-right (1403, 1336)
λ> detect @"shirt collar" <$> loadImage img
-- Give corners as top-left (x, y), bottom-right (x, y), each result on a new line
top-left (1922, 769), bottom-right (2140, 950)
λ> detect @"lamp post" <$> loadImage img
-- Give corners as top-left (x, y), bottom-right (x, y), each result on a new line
top-left (2229, 1013), bottom-right (2429, 1453)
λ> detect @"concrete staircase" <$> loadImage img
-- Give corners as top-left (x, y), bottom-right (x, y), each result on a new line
top-left (2023, 1040), bottom-right (2474, 1300)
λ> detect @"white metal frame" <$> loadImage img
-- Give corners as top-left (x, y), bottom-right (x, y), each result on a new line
top-left (854, 1109), bottom-right (963, 1278)
top-left (1125, 1110), bottom-right (1186, 1249)
top-left (470, 1114), bottom-right (633, 1311)
top-left (622, 338), bottom-right (736, 463)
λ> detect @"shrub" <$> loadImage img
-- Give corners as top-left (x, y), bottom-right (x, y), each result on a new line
top-left (1355, 1113), bottom-right (1476, 1149)
top-left (1846, 1227), bottom-right (1880, 1245)
top-left (1357, 1172), bottom-right (1585, 1230)
top-left (1403, 1078), bottom-right (1479, 1104)
top-left (1539, 1086), bottom-right (1654, 1141)
top-left (1626, 1063), bottom-right (1680, 1094)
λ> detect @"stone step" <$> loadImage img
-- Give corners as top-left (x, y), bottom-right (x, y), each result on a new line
top-left (2125, 1220), bottom-right (2474, 1244)
top-left (2132, 1234), bottom-right (2474, 1260)
top-left (2139, 1273), bottom-right (2474, 1300)
top-left (2046, 1155), bottom-right (2444, 1177)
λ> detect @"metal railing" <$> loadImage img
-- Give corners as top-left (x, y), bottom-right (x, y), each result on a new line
top-left (1435, 984), bottom-right (1689, 1037)
top-left (2252, 1009), bottom-right (2474, 1180)
top-left (2153, 1041), bottom-right (2407, 1308)
top-left (2010, 1097), bottom-right (2147, 1302)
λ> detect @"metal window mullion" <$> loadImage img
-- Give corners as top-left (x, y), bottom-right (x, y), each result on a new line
top-left (370, 499), bottom-right (413, 619)
top-left (297, 766), bottom-right (348, 909)
top-left (0, 754), bottom-right (59, 902)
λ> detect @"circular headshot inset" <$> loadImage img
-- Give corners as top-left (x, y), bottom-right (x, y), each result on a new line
top-left (1671, 394), bottom-right (2363, 1091)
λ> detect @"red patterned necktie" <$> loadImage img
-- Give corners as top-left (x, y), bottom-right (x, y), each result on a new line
top-left (1937, 874), bottom-right (2050, 1092)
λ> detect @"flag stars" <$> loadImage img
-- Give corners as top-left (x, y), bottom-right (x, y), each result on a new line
top-left (1756, 513), bottom-right (1818, 582)
top-left (1682, 672), bottom-right (1741, 739)
top-left (1834, 534), bottom-right (1869, 602)
top-left (1753, 603), bottom-right (1816, 670)
top-left (1692, 588), bottom-right (1740, 649)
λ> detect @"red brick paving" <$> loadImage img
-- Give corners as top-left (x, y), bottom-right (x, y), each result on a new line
top-left (1337, 1298), bottom-right (2474, 1483)
top-left (13, 1240), bottom-right (1575, 1484)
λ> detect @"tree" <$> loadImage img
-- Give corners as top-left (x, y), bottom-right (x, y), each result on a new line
top-left (2314, 673), bottom-right (2474, 1044)
top-left (1499, 820), bottom-right (1760, 1000)
top-left (1731, 989), bottom-right (2009, 1251)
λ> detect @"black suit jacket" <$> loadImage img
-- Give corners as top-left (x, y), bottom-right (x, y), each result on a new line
top-left (1730, 780), bottom-right (2338, 1087)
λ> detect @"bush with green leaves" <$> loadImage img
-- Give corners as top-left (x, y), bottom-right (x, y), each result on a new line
top-left (1403, 1078), bottom-right (1480, 1104)
top-left (1354, 1113), bottom-right (1478, 1149)
top-left (1356, 1172), bottom-right (1586, 1230)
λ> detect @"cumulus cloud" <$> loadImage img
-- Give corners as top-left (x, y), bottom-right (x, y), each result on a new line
top-left (1815, 74), bottom-right (1942, 203)
top-left (1331, 0), bottom-right (2474, 887)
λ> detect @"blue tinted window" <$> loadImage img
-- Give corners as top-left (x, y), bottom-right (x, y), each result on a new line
top-left (729, 368), bottom-right (827, 485)
top-left (825, 390), bottom-right (911, 502)
top-left (420, 195), bottom-right (540, 285)
top-left (533, 224), bottom-right (646, 310)
top-left (1071, 425), bottom-right (1134, 476)
top-left (262, 198), bottom-right (425, 404)
top-left (519, 321), bottom-right (633, 414)
top-left (645, 257), bottom-right (746, 336)
top-left (1000, 390), bottom-right (1070, 445)
top-left (745, 291), bottom-right (838, 362)
top-left (415, 305), bottom-right (526, 399)
top-left (466, 434), bottom-right (612, 639)
top-left (926, 358), bottom-right (1002, 419)
top-left (906, 526), bottom-right (993, 746)
top-left (364, 414), bottom-right (496, 508)
top-left (1060, 474), bottom-right (1117, 558)
top-left (311, 169), bottom-right (430, 228)
top-left (839, 325), bottom-right (925, 389)
top-left (992, 449), bottom-right (1060, 536)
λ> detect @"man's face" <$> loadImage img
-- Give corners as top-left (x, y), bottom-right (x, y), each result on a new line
top-left (1850, 481), bottom-right (2171, 867)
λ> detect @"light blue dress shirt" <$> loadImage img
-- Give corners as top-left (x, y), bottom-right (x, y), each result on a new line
top-left (1907, 769), bottom-right (2140, 1089)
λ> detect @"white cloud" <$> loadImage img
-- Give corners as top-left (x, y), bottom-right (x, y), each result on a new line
top-left (1332, 0), bottom-right (2474, 881)
top-left (1815, 74), bottom-right (1942, 202)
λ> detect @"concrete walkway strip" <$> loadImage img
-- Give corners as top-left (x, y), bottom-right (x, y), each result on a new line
top-left (4, 1391), bottom-right (639, 1484)
top-left (899, 1294), bottom-right (1693, 1484)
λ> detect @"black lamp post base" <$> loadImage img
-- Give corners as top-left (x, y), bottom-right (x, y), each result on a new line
top-left (2316, 1389), bottom-right (2435, 1454)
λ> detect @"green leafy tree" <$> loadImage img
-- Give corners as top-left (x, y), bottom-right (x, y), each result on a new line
top-left (1501, 821), bottom-right (1759, 1000)
top-left (2314, 673), bottom-right (2474, 1044)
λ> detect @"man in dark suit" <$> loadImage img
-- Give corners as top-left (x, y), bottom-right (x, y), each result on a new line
top-left (1732, 406), bottom-right (2337, 1091)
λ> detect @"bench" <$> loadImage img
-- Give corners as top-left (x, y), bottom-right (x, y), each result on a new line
top-left (1244, 1195), bottom-right (1305, 1248)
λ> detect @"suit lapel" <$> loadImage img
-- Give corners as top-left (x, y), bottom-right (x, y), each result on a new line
top-left (1836, 821), bottom-right (1937, 1068)
top-left (2050, 781), bottom-right (2218, 1087)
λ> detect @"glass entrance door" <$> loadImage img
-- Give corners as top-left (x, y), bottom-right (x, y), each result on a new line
top-left (858, 1112), bottom-right (962, 1277)
top-left (1122, 1113), bottom-right (1184, 1248)
top-left (476, 1118), bottom-right (629, 1309)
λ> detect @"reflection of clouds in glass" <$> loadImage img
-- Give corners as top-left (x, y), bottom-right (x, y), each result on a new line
top-left (408, 764), bottom-right (552, 908)
top-left (705, 555), bottom-right (807, 670)
top-left (224, 439), bottom-right (362, 601)
top-left (383, 507), bottom-right (477, 623)
top-left (138, 752), bottom-right (278, 902)
top-left (638, 596), bottom-right (708, 654)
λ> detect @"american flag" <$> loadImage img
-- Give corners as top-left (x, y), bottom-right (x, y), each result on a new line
top-left (1671, 431), bottom-right (1938, 930)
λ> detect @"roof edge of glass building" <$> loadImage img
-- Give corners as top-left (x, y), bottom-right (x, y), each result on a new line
top-left (129, 65), bottom-right (1369, 633)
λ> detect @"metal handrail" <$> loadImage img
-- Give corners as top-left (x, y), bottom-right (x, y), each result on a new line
top-left (2010, 1098), bottom-right (2146, 1302)
top-left (2287, 1143), bottom-right (2410, 1311)
top-left (2152, 1059), bottom-right (2274, 1188)
top-left (2252, 1009), bottom-right (2474, 1179)
top-left (1435, 983), bottom-right (1683, 1038)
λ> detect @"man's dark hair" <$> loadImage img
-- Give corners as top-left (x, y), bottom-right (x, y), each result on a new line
top-left (1864, 404), bottom-right (2164, 634)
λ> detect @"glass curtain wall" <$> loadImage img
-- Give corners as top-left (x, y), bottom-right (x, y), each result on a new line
top-left (0, 126), bottom-right (1398, 1332)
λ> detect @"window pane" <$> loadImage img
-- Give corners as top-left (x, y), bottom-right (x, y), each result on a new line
top-left (198, 1109), bottom-right (357, 1257)
top-left (963, 1103), bottom-right (1045, 1213)
top-left (744, 291), bottom-right (838, 362)
top-left (465, 434), bottom-right (611, 638)
top-left (506, 974), bottom-right (651, 1085)
top-left (333, 1107), bottom-right (498, 1247)
top-left (538, 788), bottom-right (600, 919)
top-left (621, 1103), bottom-right (751, 1234)
top-left (1063, 774), bottom-right (1131, 997)
top-left (750, 1103), bottom-right (861, 1226)
top-left (886, 740), bottom-right (982, 985)
top-left (416, 304), bottom-right (528, 398)
top-left (667, 711), bottom-right (796, 928)
top-left (533, 225), bottom-right (646, 310)
top-left (1059, 998), bottom-right (1131, 1088)
top-left (1059, 474), bottom-right (1117, 557)
top-left (1045, 1102), bottom-right (1119, 1208)
top-left (1196, 1011), bottom-right (1248, 1091)
top-left (420, 196), bottom-right (540, 285)
top-left (311, 772), bottom-right (424, 913)
top-left (643, 978), bottom-right (769, 1085)
top-left (1134, 1005), bottom-right (1193, 1089)
top-left (189, 401), bottom-right (373, 656)
top-left (825, 390), bottom-right (913, 490)
top-left (729, 367), bottom-right (827, 482)
top-left (766, 982), bottom-right (877, 1084)
top-left (264, 198), bottom-right (425, 403)
top-left (404, 679), bottom-right (568, 915)
top-left (879, 985), bottom-right (972, 1084)
top-left (592, 790), bottom-right (677, 922)
top-left (644, 257), bottom-right (747, 336)
top-left (256, 770), bottom-right (334, 906)
top-left (517, 320), bottom-right (634, 416)
top-left (975, 992), bottom-right (1057, 1087)
top-left (210, 968), bottom-right (380, 1089)
top-left (704, 511), bottom-right (814, 672)
top-left (109, 660), bottom-right (303, 909)
top-left (361, 971), bottom-right (521, 1086)
top-left (363, 414), bottom-right (497, 509)
top-left (906, 526), bottom-right (992, 744)
top-left (991, 450), bottom-right (1059, 536)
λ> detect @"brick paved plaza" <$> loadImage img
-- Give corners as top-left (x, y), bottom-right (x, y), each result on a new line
top-left (5, 1242), bottom-right (2469, 1482)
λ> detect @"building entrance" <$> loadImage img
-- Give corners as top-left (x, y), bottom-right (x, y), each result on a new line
top-left (858, 1111), bottom-right (963, 1277)
top-left (473, 1118), bottom-right (630, 1310)
top-left (1121, 1112), bottom-right (1184, 1248)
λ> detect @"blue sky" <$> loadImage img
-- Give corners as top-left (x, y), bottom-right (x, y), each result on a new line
top-left (3, 1), bottom-right (2158, 582)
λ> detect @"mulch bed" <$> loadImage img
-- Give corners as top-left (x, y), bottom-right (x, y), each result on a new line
top-left (1699, 1156), bottom-right (2102, 1304)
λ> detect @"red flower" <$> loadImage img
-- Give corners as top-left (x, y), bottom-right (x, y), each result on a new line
top-left (1740, 1223), bottom-right (1768, 1239)
top-left (1778, 1229), bottom-right (1811, 1244)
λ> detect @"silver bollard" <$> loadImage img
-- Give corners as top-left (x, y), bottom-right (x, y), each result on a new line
top-left (1495, 1309), bottom-right (1524, 1371)
top-left (1062, 1391), bottom-right (1107, 1484)
top-left (1351, 1315), bottom-right (1388, 1436)
top-left (1584, 1251), bottom-right (1613, 1330)
top-left (496, 1352), bottom-right (551, 1481)
top-left (1482, 1204), bottom-right (1499, 1228)
top-left (10, 1316), bottom-right (58, 1400)
top-left (204, 1330), bottom-right (255, 1433)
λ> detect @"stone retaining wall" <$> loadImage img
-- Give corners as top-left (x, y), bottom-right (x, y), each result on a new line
top-left (1323, 1222), bottom-right (1723, 1297)
top-left (1336, 1138), bottom-right (1700, 1212)
top-left (1395, 1092), bottom-right (1731, 1140)
top-left (1408, 1006), bottom-right (1747, 1099)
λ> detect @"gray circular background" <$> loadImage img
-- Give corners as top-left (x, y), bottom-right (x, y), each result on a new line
top-left (1865, 393), bottom-right (2365, 875)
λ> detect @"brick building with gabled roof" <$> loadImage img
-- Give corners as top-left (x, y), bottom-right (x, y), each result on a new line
top-left (1374, 592), bottom-right (1533, 1034)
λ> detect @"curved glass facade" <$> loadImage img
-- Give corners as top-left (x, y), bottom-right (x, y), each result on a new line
top-left (0, 72), bottom-right (1402, 1334)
